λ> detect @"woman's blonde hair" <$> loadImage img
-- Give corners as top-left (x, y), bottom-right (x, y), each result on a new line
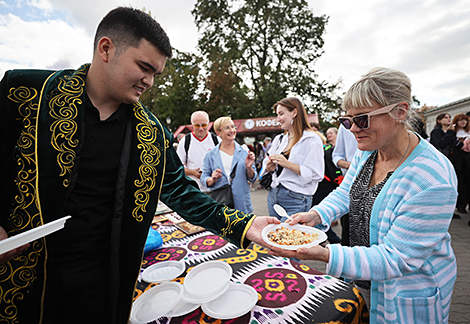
top-left (213, 116), bottom-right (232, 132)
top-left (272, 97), bottom-right (312, 155)
top-left (343, 67), bottom-right (415, 130)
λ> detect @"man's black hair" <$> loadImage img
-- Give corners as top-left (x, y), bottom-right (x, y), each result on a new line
top-left (94, 6), bottom-right (172, 58)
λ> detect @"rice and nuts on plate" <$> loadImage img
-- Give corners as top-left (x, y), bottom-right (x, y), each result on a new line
top-left (267, 226), bottom-right (319, 246)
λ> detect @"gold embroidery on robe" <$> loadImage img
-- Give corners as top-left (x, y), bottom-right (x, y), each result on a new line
top-left (219, 207), bottom-right (247, 238)
top-left (132, 104), bottom-right (162, 222)
top-left (1, 85), bottom-right (43, 322)
top-left (49, 66), bottom-right (86, 187)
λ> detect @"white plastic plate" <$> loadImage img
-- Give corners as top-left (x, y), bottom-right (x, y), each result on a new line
top-left (181, 281), bottom-right (230, 304)
top-left (165, 299), bottom-right (200, 317)
top-left (182, 261), bottom-right (232, 301)
top-left (262, 223), bottom-right (327, 250)
top-left (0, 216), bottom-right (72, 255)
top-left (141, 261), bottom-right (185, 283)
top-left (130, 282), bottom-right (183, 323)
top-left (202, 282), bottom-right (258, 319)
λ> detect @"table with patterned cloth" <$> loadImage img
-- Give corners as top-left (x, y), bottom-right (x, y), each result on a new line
top-left (134, 218), bottom-right (369, 324)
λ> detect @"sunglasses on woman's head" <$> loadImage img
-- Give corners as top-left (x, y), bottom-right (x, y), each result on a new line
top-left (338, 103), bottom-right (399, 130)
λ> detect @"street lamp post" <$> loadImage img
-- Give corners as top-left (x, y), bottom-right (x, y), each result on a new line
top-left (166, 116), bottom-right (171, 131)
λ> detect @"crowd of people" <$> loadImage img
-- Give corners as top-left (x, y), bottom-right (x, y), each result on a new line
top-left (0, 5), bottom-right (466, 324)
top-left (429, 112), bottom-right (470, 218)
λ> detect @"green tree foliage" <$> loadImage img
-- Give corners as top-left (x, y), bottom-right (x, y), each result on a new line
top-left (192, 0), bottom-right (339, 119)
top-left (140, 50), bottom-right (203, 131)
top-left (202, 59), bottom-right (256, 120)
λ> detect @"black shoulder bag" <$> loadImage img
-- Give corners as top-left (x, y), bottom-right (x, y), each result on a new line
top-left (207, 163), bottom-right (237, 208)
top-left (259, 134), bottom-right (284, 189)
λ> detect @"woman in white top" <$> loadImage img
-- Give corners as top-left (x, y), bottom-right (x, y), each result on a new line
top-left (201, 117), bottom-right (257, 213)
top-left (261, 97), bottom-right (324, 221)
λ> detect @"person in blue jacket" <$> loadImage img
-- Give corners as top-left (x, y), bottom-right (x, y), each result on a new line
top-left (202, 117), bottom-right (258, 213)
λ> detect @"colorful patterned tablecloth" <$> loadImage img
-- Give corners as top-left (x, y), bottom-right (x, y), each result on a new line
top-left (134, 220), bottom-right (369, 324)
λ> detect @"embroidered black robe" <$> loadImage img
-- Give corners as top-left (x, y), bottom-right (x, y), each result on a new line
top-left (0, 64), bottom-right (255, 323)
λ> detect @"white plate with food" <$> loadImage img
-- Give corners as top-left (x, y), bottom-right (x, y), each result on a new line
top-left (0, 216), bottom-right (71, 255)
top-left (261, 223), bottom-right (327, 250)
top-left (202, 282), bottom-right (258, 319)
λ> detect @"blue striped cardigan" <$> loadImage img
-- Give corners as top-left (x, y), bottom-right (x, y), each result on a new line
top-left (313, 136), bottom-right (457, 323)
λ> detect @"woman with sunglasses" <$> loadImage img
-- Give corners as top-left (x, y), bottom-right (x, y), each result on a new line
top-left (269, 68), bottom-right (457, 323)
top-left (260, 97), bottom-right (324, 221)
top-left (201, 117), bottom-right (257, 213)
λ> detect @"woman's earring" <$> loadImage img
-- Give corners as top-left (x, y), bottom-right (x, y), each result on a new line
top-left (291, 119), bottom-right (294, 124)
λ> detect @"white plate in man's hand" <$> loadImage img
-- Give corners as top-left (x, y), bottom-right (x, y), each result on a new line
top-left (0, 216), bottom-right (71, 255)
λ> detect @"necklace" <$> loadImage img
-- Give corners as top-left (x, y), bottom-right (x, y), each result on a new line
top-left (392, 132), bottom-right (411, 171)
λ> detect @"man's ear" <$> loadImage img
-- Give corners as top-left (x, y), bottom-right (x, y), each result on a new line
top-left (96, 37), bottom-right (114, 63)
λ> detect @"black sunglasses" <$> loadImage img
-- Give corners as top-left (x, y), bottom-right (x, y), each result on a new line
top-left (338, 103), bottom-right (398, 130)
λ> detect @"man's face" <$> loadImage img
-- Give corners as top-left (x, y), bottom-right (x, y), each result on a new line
top-left (192, 113), bottom-right (209, 140)
top-left (104, 38), bottom-right (166, 105)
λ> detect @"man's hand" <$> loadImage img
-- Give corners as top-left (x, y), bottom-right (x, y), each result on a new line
top-left (246, 216), bottom-right (280, 248)
top-left (0, 226), bottom-right (29, 264)
top-left (191, 168), bottom-right (202, 179)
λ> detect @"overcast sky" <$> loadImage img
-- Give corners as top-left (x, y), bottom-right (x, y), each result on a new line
top-left (1, 0), bottom-right (469, 108)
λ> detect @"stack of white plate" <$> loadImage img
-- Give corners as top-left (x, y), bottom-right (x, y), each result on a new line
top-left (130, 260), bottom-right (258, 323)
top-left (201, 282), bottom-right (258, 320)
top-left (182, 260), bottom-right (233, 303)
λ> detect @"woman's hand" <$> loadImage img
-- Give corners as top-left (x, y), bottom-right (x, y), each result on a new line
top-left (245, 151), bottom-right (255, 168)
top-left (245, 152), bottom-right (255, 178)
top-left (265, 158), bottom-right (277, 173)
top-left (206, 169), bottom-right (223, 187)
top-left (286, 210), bottom-right (321, 227)
top-left (269, 154), bottom-right (289, 168)
top-left (269, 154), bottom-right (300, 175)
top-left (269, 245), bottom-right (330, 263)
top-left (212, 169), bottom-right (223, 180)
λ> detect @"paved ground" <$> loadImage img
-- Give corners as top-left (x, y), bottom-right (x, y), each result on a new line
top-left (249, 184), bottom-right (470, 323)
